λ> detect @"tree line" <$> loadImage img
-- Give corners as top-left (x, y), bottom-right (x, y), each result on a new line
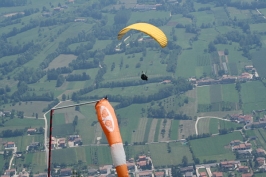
top-left (0, 0), bottom-right (27, 7)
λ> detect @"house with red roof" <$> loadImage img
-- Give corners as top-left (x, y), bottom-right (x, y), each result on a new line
top-left (212, 172), bottom-right (223, 177)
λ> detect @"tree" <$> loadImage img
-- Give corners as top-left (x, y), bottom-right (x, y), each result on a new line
top-left (224, 48), bottom-right (229, 55)
top-left (235, 81), bottom-right (241, 92)
top-left (182, 155), bottom-right (188, 167)
top-left (39, 127), bottom-right (44, 134)
top-left (208, 42), bottom-right (217, 53)
top-left (75, 106), bottom-right (80, 111)
top-left (62, 94), bottom-right (66, 101)
top-left (73, 116), bottom-right (78, 131)
top-left (56, 75), bottom-right (65, 87)
top-left (35, 113), bottom-right (38, 119)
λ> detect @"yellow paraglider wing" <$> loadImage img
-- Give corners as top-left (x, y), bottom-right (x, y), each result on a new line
top-left (117, 23), bottom-right (168, 48)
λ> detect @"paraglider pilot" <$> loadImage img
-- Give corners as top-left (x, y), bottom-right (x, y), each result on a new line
top-left (141, 71), bottom-right (148, 81)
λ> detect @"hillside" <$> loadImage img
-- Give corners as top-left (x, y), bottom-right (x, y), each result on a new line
top-left (1, 0), bottom-right (266, 176)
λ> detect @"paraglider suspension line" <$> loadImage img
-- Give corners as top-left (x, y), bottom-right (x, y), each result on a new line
top-left (47, 98), bottom-right (105, 177)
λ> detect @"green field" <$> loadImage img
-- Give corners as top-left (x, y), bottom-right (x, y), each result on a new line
top-left (197, 83), bottom-right (239, 113)
top-left (177, 40), bottom-right (212, 78)
top-left (213, 7), bottom-right (229, 26)
top-left (252, 129), bottom-right (266, 150)
top-left (154, 119), bottom-right (162, 142)
top-left (116, 104), bottom-right (144, 143)
top-left (143, 118), bottom-right (153, 142)
top-left (191, 11), bottom-right (215, 27)
top-left (52, 146), bottom-right (112, 165)
top-left (250, 23), bottom-right (266, 33)
top-left (198, 118), bottom-right (242, 135)
top-left (221, 84), bottom-right (239, 102)
top-left (3, 118), bottom-right (44, 130)
top-left (190, 131), bottom-right (243, 162)
top-left (227, 7), bottom-right (252, 20)
top-left (46, 54), bottom-right (77, 70)
top-left (252, 49), bottom-right (266, 78)
top-left (148, 142), bottom-right (193, 167)
top-left (84, 83), bottom-right (171, 98)
top-left (241, 81), bottom-right (266, 114)
top-left (125, 144), bottom-right (149, 160)
top-left (197, 86), bottom-right (210, 104)
top-left (170, 120), bottom-right (179, 140)
top-left (23, 152), bottom-right (46, 173)
top-left (210, 85), bottom-right (222, 103)
top-left (102, 50), bottom-right (170, 82)
top-left (1, 101), bottom-right (52, 117)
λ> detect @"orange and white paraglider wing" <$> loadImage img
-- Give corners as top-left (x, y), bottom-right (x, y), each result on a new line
top-left (95, 99), bottom-right (129, 177)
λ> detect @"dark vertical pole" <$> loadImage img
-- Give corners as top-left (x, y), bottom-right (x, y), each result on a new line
top-left (48, 109), bottom-right (54, 177)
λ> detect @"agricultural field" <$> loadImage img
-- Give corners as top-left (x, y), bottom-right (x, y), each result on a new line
top-left (174, 28), bottom-right (196, 49)
top-left (83, 83), bottom-right (171, 98)
top-left (128, 11), bottom-right (170, 25)
top-left (177, 40), bottom-right (212, 78)
top-left (2, 117), bottom-right (44, 131)
top-left (190, 131), bottom-right (243, 162)
top-left (197, 86), bottom-right (210, 105)
top-left (102, 50), bottom-right (170, 82)
top-left (148, 142), bottom-right (193, 168)
top-left (191, 11), bottom-right (215, 27)
top-left (147, 119), bottom-right (158, 143)
top-left (227, 7), bottom-right (252, 20)
top-left (2, 101), bottom-right (52, 117)
top-left (124, 144), bottom-right (149, 160)
top-left (250, 129), bottom-right (266, 150)
top-left (116, 104), bottom-right (144, 143)
top-left (252, 49), bottom-right (266, 78)
top-left (197, 84), bottom-right (239, 113)
top-left (197, 118), bottom-right (242, 135)
top-left (131, 117), bottom-right (148, 143)
top-left (215, 43), bottom-right (251, 74)
top-left (241, 81), bottom-right (266, 114)
top-left (178, 89), bottom-right (197, 118)
top-left (21, 152), bottom-right (47, 173)
top-left (213, 7), bottom-right (229, 26)
top-left (46, 54), bottom-right (77, 70)
top-left (52, 145), bottom-right (112, 166)
top-left (250, 23), bottom-right (266, 33)
top-left (179, 120), bottom-right (196, 139)
top-left (170, 120), bottom-right (179, 140)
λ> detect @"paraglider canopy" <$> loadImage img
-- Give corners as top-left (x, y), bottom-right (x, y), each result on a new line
top-left (117, 22), bottom-right (168, 48)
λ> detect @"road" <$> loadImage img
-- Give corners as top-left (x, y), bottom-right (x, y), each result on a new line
top-left (195, 116), bottom-right (231, 135)
top-left (8, 147), bottom-right (17, 169)
top-left (43, 101), bottom-right (62, 168)
top-left (256, 8), bottom-right (266, 19)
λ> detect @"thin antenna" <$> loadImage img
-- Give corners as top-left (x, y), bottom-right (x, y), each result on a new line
top-left (47, 99), bottom-right (103, 177)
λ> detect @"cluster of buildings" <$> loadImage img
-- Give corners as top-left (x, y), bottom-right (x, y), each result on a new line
top-left (133, 4), bottom-right (162, 11)
top-left (13, 154), bottom-right (163, 177)
top-left (189, 64), bottom-right (259, 87)
top-left (0, 111), bottom-right (11, 117)
top-left (230, 140), bottom-right (252, 152)
top-left (50, 135), bottom-right (82, 149)
top-left (229, 114), bottom-right (253, 125)
top-left (192, 72), bottom-right (253, 86)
